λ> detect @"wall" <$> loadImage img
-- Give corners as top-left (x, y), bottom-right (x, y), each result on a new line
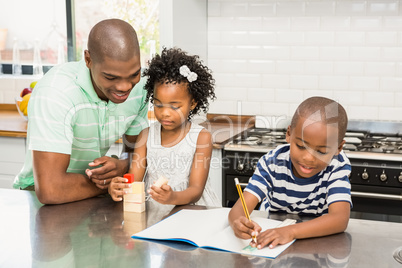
top-left (207, 0), bottom-right (402, 121)
top-left (159, 0), bottom-right (208, 62)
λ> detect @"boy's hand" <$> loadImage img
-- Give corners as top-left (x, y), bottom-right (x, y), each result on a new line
top-left (148, 184), bottom-right (174, 204)
top-left (232, 216), bottom-right (262, 241)
top-left (254, 226), bottom-right (294, 249)
top-left (108, 176), bottom-right (131, 201)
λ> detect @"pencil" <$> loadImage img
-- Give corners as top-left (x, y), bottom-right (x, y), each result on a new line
top-left (234, 178), bottom-right (257, 244)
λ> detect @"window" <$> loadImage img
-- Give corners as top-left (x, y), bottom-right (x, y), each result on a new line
top-left (0, 0), bottom-right (67, 74)
top-left (0, 0), bottom-right (159, 75)
top-left (73, 0), bottom-right (159, 66)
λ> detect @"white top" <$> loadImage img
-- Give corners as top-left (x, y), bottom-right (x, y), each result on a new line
top-left (145, 121), bottom-right (221, 210)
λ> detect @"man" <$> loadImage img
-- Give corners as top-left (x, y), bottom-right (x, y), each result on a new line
top-left (14, 19), bottom-right (148, 204)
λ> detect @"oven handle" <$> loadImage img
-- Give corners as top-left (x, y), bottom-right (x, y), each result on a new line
top-left (351, 191), bottom-right (402, 201)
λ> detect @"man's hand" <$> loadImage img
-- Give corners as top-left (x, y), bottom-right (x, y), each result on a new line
top-left (86, 156), bottom-right (129, 189)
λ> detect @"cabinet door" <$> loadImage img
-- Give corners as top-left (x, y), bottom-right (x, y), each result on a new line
top-left (0, 137), bottom-right (26, 189)
top-left (209, 148), bottom-right (223, 205)
top-left (105, 142), bottom-right (123, 158)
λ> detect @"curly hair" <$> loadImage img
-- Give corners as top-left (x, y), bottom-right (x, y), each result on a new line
top-left (143, 47), bottom-right (216, 120)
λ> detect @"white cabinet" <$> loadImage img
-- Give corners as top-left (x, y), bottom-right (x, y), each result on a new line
top-left (209, 148), bottom-right (223, 205)
top-left (105, 142), bottom-right (124, 158)
top-left (0, 137), bottom-right (26, 188)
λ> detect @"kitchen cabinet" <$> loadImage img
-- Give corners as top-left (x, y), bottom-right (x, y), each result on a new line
top-left (105, 142), bottom-right (123, 158)
top-left (209, 148), bottom-right (223, 205)
top-left (0, 136), bottom-right (25, 188)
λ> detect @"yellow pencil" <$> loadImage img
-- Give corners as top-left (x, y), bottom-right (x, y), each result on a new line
top-left (234, 178), bottom-right (257, 243)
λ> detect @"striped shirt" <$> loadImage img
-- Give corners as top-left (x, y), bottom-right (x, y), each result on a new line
top-left (14, 60), bottom-right (149, 189)
top-left (245, 144), bottom-right (352, 216)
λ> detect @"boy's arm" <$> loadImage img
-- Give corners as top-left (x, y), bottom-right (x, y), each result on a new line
top-left (228, 191), bottom-right (261, 239)
top-left (256, 201), bottom-right (351, 249)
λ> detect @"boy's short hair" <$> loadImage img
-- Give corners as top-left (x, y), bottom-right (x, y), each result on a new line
top-left (290, 97), bottom-right (348, 144)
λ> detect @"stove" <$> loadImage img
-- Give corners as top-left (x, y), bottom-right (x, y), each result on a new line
top-left (222, 120), bottom-right (402, 222)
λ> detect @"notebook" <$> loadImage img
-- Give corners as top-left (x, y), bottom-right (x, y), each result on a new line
top-left (131, 207), bottom-right (296, 259)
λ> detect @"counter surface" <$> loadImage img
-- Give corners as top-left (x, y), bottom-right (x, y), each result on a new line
top-left (0, 105), bottom-right (27, 137)
top-left (2, 189), bottom-right (401, 267)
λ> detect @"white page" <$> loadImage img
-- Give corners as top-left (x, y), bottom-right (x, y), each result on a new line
top-left (133, 208), bottom-right (230, 246)
top-left (132, 208), bottom-right (295, 259)
top-left (204, 217), bottom-right (294, 258)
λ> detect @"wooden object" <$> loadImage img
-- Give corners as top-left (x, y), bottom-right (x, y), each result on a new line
top-left (154, 175), bottom-right (168, 187)
top-left (123, 174), bottom-right (146, 213)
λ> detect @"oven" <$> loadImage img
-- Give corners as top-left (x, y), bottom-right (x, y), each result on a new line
top-left (222, 121), bottom-right (402, 223)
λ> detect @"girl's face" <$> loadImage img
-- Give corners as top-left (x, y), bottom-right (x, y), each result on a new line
top-left (286, 117), bottom-right (345, 179)
top-left (153, 81), bottom-right (196, 131)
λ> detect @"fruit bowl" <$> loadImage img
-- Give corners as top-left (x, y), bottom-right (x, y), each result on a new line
top-left (15, 97), bottom-right (28, 121)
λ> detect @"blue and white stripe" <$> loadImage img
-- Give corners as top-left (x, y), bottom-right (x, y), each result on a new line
top-left (245, 144), bottom-right (352, 216)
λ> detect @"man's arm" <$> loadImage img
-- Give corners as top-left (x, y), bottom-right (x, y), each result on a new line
top-left (33, 151), bottom-right (106, 204)
top-left (86, 134), bottom-right (138, 187)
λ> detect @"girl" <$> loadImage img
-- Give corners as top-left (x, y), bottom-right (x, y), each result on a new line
top-left (109, 47), bottom-right (220, 208)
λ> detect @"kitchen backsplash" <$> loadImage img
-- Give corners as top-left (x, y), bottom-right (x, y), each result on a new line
top-left (206, 0), bottom-right (402, 121)
top-left (0, 75), bottom-right (39, 104)
top-left (1, 0), bottom-right (402, 122)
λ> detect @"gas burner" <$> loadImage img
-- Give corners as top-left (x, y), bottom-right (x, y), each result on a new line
top-left (231, 128), bottom-right (288, 148)
top-left (343, 144), bottom-right (357, 151)
top-left (248, 129), bottom-right (271, 136)
top-left (345, 131), bottom-right (366, 138)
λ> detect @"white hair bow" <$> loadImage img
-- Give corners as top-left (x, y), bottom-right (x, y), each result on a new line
top-left (179, 65), bottom-right (198, 82)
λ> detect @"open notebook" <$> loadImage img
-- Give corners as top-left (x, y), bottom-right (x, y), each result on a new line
top-left (131, 207), bottom-right (296, 259)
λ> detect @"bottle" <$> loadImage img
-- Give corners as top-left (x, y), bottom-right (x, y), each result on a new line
top-left (145, 40), bottom-right (156, 67)
top-left (0, 49), bottom-right (3, 75)
top-left (12, 38), bottom-right (22, 75)
top-left (57, 38), bottom-right (65, 64)
top-left (149, 40), bottom-right (156, 60)
top-left (33, 39), bottom-right (43, 76)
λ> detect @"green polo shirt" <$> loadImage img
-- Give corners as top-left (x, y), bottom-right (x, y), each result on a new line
top-left (14, 60), bottom-right (148, 189)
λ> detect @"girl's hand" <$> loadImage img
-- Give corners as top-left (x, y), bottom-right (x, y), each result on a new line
top-left (148, 184), bottom-right (174, 204)
top-left (254, 226), bottom-right (294, 249)
top-left (232, 216), bottom-right (261, 241)
top-left (108, 176), bottom-right (131, 201)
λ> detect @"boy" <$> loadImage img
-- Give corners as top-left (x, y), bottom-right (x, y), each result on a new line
top-left (229, 96), bottom-right (352, 249)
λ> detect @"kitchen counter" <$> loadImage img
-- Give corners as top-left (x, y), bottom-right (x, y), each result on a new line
top-left (0, 104), bottom-right (27, 137)
top-left (2, 189), bottom-right (401, 267)
top-left (0, 106), bottom-right (254, 147)
top-left (201, 113), bottom-right (255, 148)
